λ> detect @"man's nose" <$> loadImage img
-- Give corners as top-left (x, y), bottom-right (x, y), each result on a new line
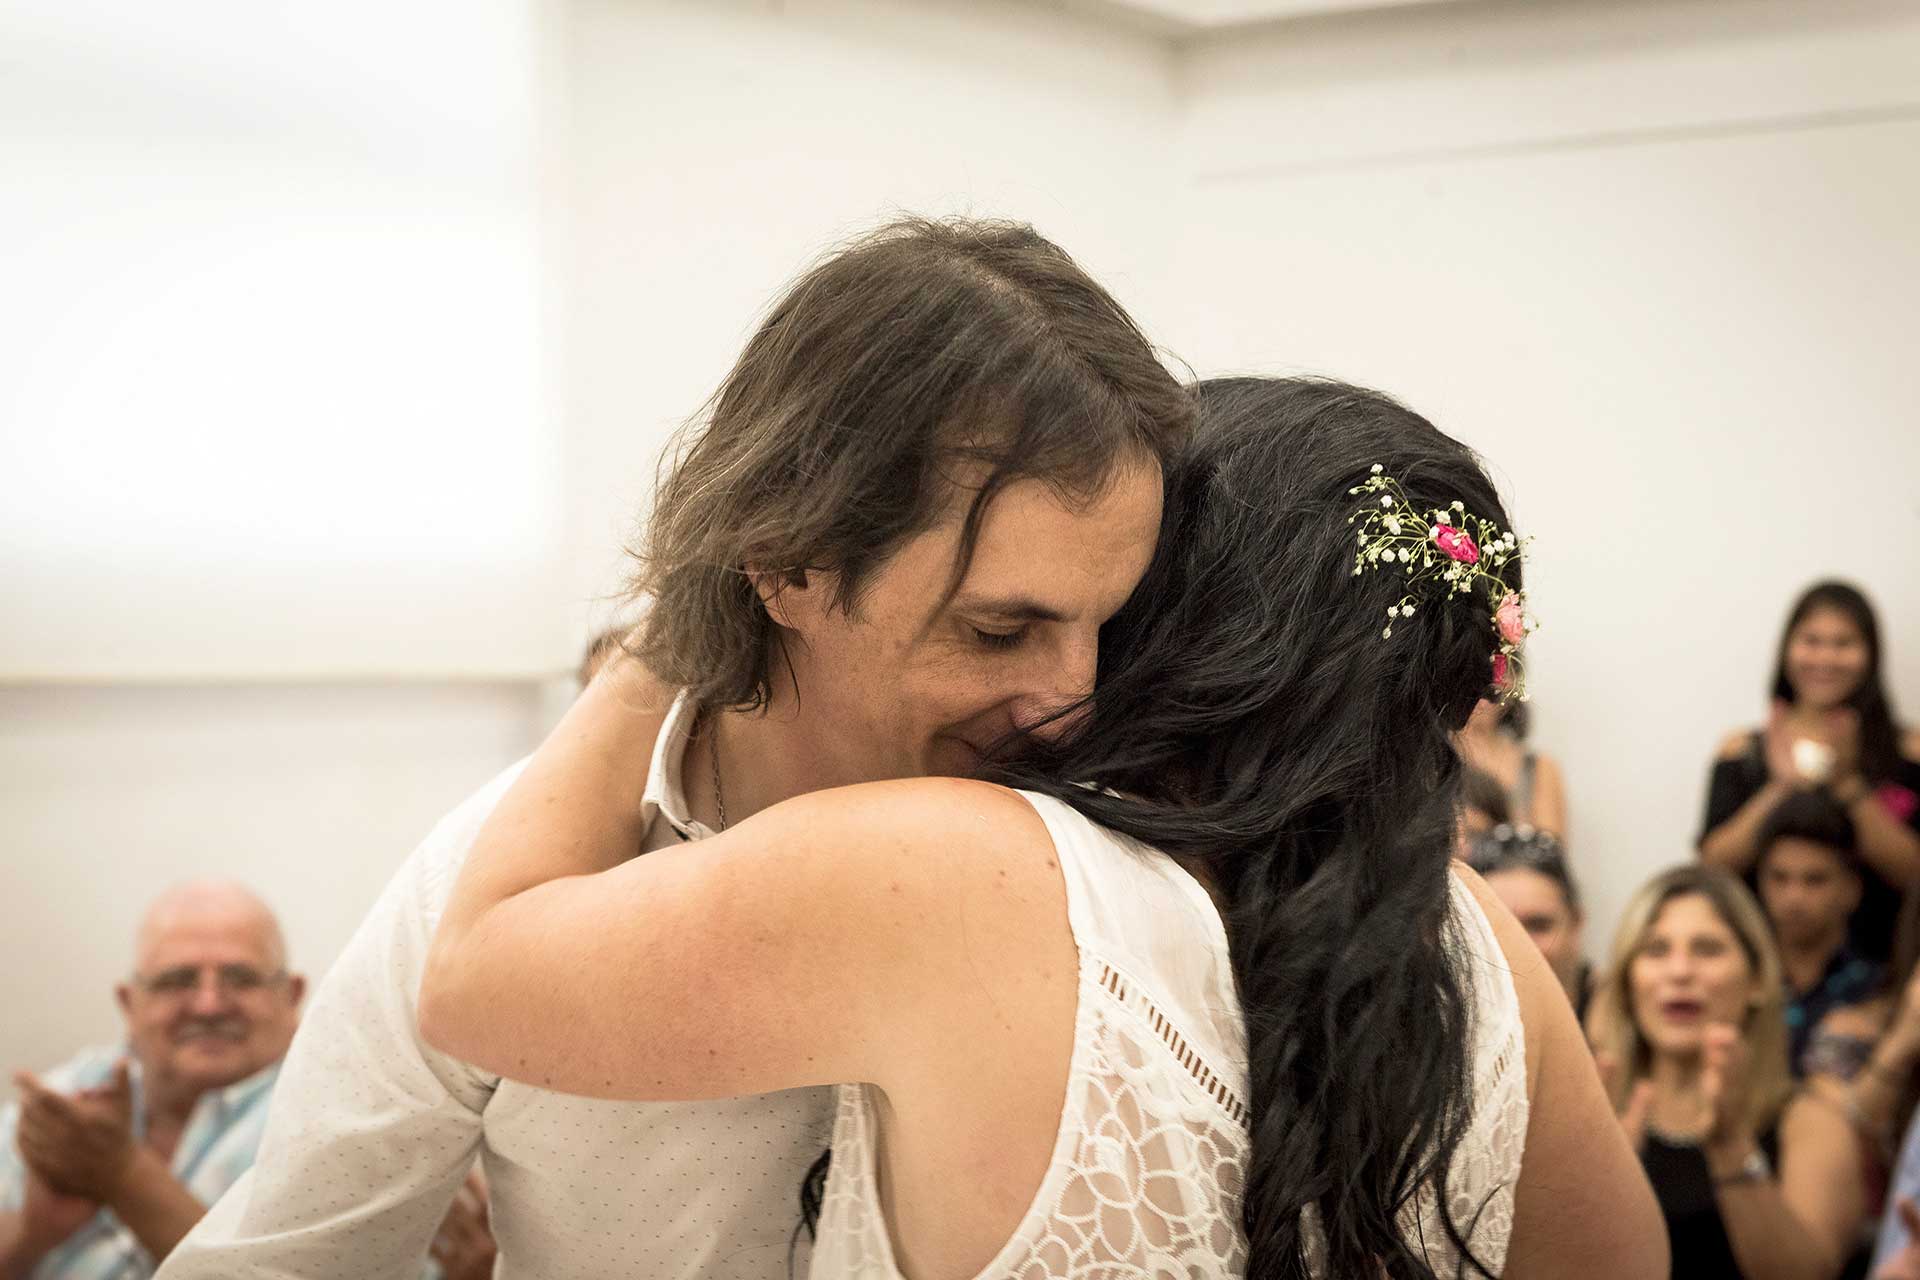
top-left (188, 974), bottom-right (233, 1015)
top-left (1011, 636), bottom-right (1098, 742)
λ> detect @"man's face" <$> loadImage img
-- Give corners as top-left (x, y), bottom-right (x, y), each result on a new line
top-left (117, 900), bottom-right (305, 1097)
top-left (1758, 837), bottom-right (1860, 952)
top-left (767, 457), bottom-right (1163, 783)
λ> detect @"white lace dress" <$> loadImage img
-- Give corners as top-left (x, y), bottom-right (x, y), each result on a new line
top-left (810, 790), bottom-right (1529, 1279)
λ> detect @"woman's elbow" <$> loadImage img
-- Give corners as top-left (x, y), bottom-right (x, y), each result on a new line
top-left (416, 947), bottom-right (481, 1062)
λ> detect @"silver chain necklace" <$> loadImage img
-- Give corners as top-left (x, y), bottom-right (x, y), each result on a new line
top-left (709, 717), bottom-right (728, 832)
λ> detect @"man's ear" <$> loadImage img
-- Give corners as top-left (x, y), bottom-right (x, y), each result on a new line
top-left (286, 973), bottom-right (308, 1011)
top-left (115, 983), bottom-right (133, 1018)
top-left (749, 566), bottom-right (816, 632)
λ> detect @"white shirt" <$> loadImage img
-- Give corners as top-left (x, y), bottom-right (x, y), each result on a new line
top-left (157, 693), bottom-right (834, 1280)
top-left (811, 791), bottom-right (1528, 1278)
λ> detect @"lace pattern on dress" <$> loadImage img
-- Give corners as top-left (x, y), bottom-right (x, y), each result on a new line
top-left (811, 946), bottom-right (1250, 1278)
top-left (810, 879), bottom-right (1527, 1280)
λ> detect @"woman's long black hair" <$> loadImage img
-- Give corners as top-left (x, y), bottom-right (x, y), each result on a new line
top-left (1010, 376), bottom-right (1509, 1277)
top-left (1770, 580), bottom-right (1904, 782)
top-left (798, 376), bottom-right (1509, 1277)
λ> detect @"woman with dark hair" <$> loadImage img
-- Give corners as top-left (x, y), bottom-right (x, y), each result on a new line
top-left (416, 377), bottom-right (1664, 1278)
top-left (1700, 582), bottom-right (1920, 961)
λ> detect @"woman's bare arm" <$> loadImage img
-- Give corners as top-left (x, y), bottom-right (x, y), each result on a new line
top-left (419, 663), bottom-right (1067, 1102)
top-left (1709, 1094), bottom-right (1860, 1280)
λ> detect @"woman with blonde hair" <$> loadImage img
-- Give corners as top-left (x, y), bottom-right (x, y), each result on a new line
top-left (1590, 863), bottom-right (1865, 1279)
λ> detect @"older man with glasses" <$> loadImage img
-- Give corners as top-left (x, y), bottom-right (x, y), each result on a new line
top-left (0, 880), bottom-right (304, 1278)
top-left (1, 882), bottom-right (499, 1280)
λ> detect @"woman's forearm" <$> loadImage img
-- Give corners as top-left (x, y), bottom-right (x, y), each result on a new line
top-left (1714, 1180), bottom-right (1844, 1280)
top-left (435, 664), bottom-right (670, 951)
top-left (1709, 1133), bottom-right (1846, 1280)
top-left (1846, 788), bottom-right (1920, 889)
top-left (1699, 780), bottom-right (1796, 872)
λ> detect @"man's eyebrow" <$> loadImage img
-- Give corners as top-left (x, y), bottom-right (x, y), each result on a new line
top-left (949, 594), bottom-right (1070, 624)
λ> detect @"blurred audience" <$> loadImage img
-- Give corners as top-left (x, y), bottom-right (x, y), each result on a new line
top-left (1456, 696), bottom-right (1568, 835)
top-left (1468, 825), bottom-right (1590, 1018)
top-left (1755, 791), bottom-right (1885, 1079)
top-left (1816, 891), bottom-right (1920, 1276)
top-left (1590, 864), bottom-right (1864, 1280)
top-left (1701, 581), bottom-right (1920, 962)
top-left (0, 882), bottom-right (494, 1280)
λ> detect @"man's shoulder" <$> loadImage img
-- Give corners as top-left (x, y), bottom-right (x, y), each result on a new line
top-left (404, 758), bottom-right (536, 909)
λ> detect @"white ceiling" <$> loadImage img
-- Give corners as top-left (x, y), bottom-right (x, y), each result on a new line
top-left (1049, 0), bottom-right (1477, 35)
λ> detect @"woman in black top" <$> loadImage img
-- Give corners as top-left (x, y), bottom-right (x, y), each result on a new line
top-left (1700, 581), bottom-right (1920, 961)
top-left (1590, 865), bottom-right (1863, 1279)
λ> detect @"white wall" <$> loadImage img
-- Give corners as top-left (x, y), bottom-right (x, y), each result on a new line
top-left (1167, 0), bottom-right (1920, 950)
top-left (0, 682), bottom-right (557, 1070)
top-left (0, 0), bottom-right (568, 682)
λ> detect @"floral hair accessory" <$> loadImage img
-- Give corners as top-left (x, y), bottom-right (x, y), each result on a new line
top-left (1347, 464), bottom-right (1537, 702)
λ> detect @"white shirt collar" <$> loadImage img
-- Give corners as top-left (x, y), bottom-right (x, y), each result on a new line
top-left (644, 689), bottom-right (712, 844)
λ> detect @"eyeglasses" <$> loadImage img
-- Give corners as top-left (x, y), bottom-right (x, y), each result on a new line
top-left (132, 965), bottom-right (287, 999)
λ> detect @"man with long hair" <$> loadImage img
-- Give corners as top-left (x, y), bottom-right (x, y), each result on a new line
top-left (156, 217), bottom-right (1191, 1280)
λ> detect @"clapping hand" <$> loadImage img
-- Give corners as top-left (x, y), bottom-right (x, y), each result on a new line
top-left (1595, 1052), bottom-right (1656, 1151)
top-left (1699, 1024), bottom-right (1753, 1143)
top-left (13, 1062), bottom-right (136, 1201)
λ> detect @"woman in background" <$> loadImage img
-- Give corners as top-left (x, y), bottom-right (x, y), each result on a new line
top-left (1700, 581), bottom-right (1920, 961)
top-left (1591, 863), bottom-right (1864, 1279)
top-left (1457, 696), bottom-right (1569, 835)
top-left (1469, 825), bottom-right (1590, 1018)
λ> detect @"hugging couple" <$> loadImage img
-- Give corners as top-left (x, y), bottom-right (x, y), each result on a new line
top-left (157, 218), bottom-right (1662, 1280)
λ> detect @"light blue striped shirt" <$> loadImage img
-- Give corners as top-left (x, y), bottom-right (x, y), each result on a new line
top-left (0, 1047), bottom-right (278, 1280)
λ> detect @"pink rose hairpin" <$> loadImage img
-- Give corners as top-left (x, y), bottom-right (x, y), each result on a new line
top-left (1347, 463), bottom-right (1537, 702)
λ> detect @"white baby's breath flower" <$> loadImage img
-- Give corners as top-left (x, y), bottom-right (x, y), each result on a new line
top-left (1435, 511), bottom-right (1451, 526)
top-left (1388, 606), bottom-right (1400, 618)
top-left (1382, 627), bottom-right (1393, 639)
top-left (1380, 495), bottom-right (1393, 509)
top-left (1404, 604), bottom-right (1416, 616)
top-left (1370, 463), bottom-right (1384, 474)
top-left (1451, 500), bottom-right (1464, 512)
top-left (1385, 516), bottom-right (1401, 534)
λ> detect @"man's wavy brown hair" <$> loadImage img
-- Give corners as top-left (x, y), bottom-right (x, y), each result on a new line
top-left (626, 216), bottom-right (1194, 710)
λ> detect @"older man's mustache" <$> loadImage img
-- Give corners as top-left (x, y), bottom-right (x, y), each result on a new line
top-left (172, 1017), bottom-right (248, 1043)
